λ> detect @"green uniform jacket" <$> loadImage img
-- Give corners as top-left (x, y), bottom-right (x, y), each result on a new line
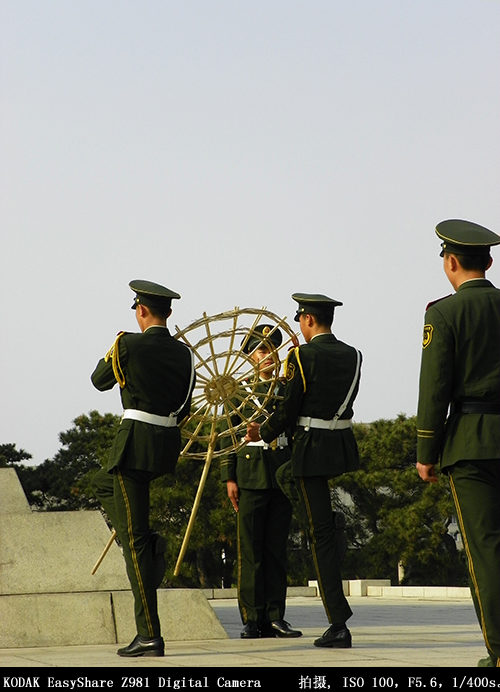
top-left (220, 381), bottom-right (291, 489)
top-left (91, 326), bottom-right (195, 476)
top-left (417, 279), bottom-right (500, 470)
top-left (260, 334), bottom-right (362, 478)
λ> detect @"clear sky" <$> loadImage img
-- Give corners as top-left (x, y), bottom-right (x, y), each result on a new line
top-left (1, 0), bottom-right (499, 465)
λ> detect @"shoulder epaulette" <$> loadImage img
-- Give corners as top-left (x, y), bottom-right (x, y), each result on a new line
top-left (425, 294), bottom-right (452, 311)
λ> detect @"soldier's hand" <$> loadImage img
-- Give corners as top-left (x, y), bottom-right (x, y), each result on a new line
top-left (226, 481), bottom-right (239, 512)
top-left (291, 334), bottom-right (300, 348)
top-left (416, 462), bottom-right (438, 483)
top-left (245, 422), bottom-right (261, 443)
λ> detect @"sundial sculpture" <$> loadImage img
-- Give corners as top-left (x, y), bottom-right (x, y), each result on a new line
top-left (92, 307), bottom-right (298, 577)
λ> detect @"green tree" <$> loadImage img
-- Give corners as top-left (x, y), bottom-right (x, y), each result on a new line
top-left (0, 443), bottom-right (32, 467)
top-left (333, 415), bottom-right (467, 586)
top-left (16, 411), bottom-right (120, 510)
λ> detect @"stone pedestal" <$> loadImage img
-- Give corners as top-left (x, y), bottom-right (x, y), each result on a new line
top-left (0, 468), bottom-right (227, 648)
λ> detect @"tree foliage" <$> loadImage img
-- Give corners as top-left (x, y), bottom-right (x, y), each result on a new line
top-left (0, 443), bottom-right (32, 467)
top-left (334, 415), bottom-right (467, 586)
top-left (15, 411), bottom-right (120, 510)
top-left (8, 411), bottom-right (466, 587)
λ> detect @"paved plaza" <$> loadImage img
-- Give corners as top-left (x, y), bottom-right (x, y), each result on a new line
top-left (0, 596), bottom-right (487, 668)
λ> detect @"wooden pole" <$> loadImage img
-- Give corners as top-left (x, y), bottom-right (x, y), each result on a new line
top-left (91, 529), bottom-right (117, 575)
top-left (174, 430), bottom-right (218, 577)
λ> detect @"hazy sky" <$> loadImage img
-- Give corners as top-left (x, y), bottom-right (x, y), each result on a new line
top-left (1, 0), bottom-right (499, 465)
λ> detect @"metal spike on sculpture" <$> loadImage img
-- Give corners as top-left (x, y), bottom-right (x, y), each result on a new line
top-left (91, 307), bottom-right (297, 578)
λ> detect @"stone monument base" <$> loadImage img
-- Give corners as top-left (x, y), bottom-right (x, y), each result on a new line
top-left (0, 468), bottom-right (227, 648)
top-left (0, 589), bottom-right (228, 648)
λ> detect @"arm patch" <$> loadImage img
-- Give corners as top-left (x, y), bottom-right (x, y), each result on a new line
top-left (422, 324), bottom-right (433, 349)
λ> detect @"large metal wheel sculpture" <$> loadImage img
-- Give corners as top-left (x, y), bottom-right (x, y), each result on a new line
top-left (172, 307), bottom-right (298, 575)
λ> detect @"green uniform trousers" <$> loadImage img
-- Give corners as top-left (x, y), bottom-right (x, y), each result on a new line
top-left (448, 460), bottom-right (500, 665)
top-left (92, 467), bottom-right (160, 639)
top-left (276, 461), bottom-right (352, 625)
top-left (237, 488), bottom-right (292, 625)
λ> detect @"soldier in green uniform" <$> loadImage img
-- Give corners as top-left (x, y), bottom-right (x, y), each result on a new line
top-left (91, 280), bottom-right (195, 657)
top-left (416, 220), bottom-right (500, 668)
top-left (246, 295), bottom-right (362, 648)
top-left (221, 325), bottom-right (302, 639)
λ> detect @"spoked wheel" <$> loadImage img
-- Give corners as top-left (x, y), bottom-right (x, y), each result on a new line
top-left (172, 307), bottom-right (297, 574)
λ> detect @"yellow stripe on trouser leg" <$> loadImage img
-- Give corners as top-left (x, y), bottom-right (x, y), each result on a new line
top-left (449, 475), bottom-right (492, 657)
top-left (299, 477), bottom-right (331, 623)
top-left (236, 510), bottom-right (248, 623)
top-left (297, 475), bottom-right (352, 626)
top-left (117, 470), bottom-right (154, 637)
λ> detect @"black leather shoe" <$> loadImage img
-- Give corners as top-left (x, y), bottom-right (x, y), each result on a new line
top-left (261, 619), bottom-right (302, 638)
top-left (151, 532), bottom-right (167, 589)
top-left (314, 625), bottom-right (352, 648)
top-left (240, 622), bottom-right (260, 639)
top-left (333, 511), bottom-right (347, 566)
top-left (117, 634), bottom-right (164, 657)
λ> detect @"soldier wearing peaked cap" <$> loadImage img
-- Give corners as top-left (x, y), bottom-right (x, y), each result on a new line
top-left (220, 325), bottom-right (301, 640)
top-left (246, 294), bottom-right (362, 649)
top-left (91, 280), bottom-right (195, 658)
top-left (416, 221), bottom-right (500, 668)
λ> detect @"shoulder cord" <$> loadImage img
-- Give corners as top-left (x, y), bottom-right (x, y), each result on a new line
top-left (104, 332), bottom-right (126, 389)
top-left (284, 347), bottom-right (307, 392)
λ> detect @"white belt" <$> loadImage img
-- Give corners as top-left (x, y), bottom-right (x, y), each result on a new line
top-left (297, 416), bottom-right (352, 431)
top-left (243, 435), bottom-right (288, 450)
top-left (122, 409), bottom-right (178, 427)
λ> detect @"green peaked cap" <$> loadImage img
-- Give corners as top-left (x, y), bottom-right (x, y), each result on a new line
top-left (129, 279), bottom-right (181, 310)
top-left (241, 324), bottom-right (283, 354)
top-left (292, 293), bottom-right (343, 322)
top-left (436, 220), bottom-right (500, 257)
